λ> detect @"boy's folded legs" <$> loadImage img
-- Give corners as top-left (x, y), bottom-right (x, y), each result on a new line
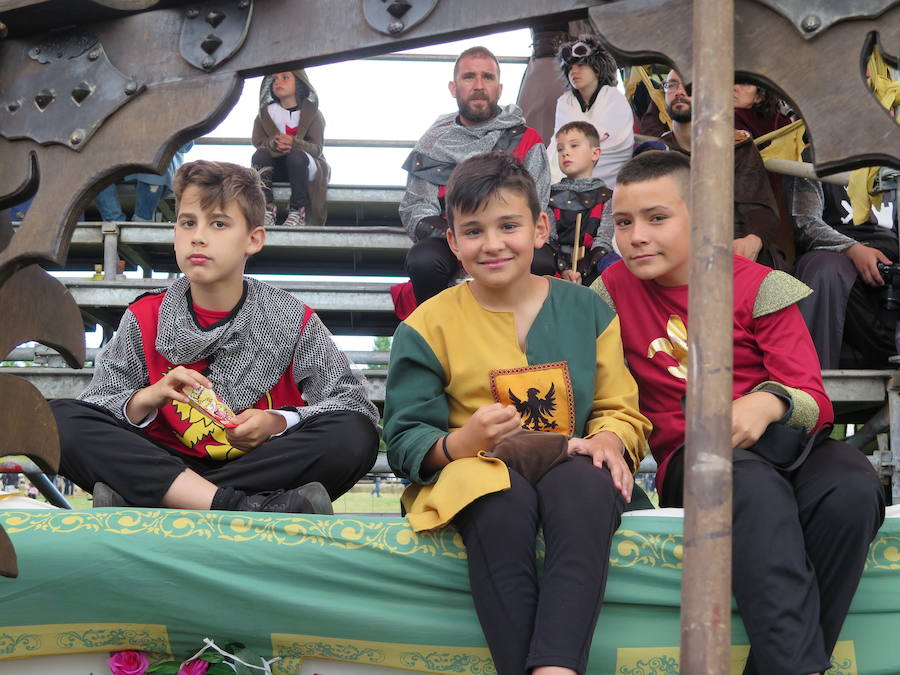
top-left (453, 459), bottom-right (625, 675)
top-left (661, 445), bottom-right (883, 675)
top-left (52, 400), bottom-right (377, 512)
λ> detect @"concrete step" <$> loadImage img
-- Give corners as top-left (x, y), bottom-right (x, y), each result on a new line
top-left (3, 366), bottom-right (387, 404)
top-left (56, 221), bottom-right (411, 277)
top-left (3, 346), bottom-right (390, 368)
top-left (63, 277), bottom-right (401, 336)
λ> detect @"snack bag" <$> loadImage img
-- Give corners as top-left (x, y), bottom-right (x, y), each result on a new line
top-left (182, 384), bottom-right (239, 428)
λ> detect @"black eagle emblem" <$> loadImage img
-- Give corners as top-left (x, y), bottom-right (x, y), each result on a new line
top-left (509, 384), bottom-right (558, 431)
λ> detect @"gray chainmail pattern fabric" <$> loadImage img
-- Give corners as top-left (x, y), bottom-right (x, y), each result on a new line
top-left (398, 104), bottom-right (552, 239)
top-left (79, 276), bottom-right (379, 427)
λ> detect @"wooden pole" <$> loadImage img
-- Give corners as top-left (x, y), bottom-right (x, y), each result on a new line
top-left (571, 213), bottom-right (583, 272)
top-left (681, 0), bottom-right (734, 672)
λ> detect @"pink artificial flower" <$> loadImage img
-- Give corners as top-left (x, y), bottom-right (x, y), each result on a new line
top-left (107, 650), bottom-right (150, 675)
top-left (178, 660), bottom-right (210, 675)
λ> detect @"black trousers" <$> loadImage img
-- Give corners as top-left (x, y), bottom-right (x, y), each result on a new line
top-left (662, 439), bottom-right (884, 675)
top-left (251, 147), bottom-right (311, 211)
top-left (51, 399), bottom-right (378, 506)
top-left (405, 236), bottom-right (558, 305)
top-left (453, 456), bottom-right (624, 675)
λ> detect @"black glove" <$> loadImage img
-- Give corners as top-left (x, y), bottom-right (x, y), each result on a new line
top-left (414, 215), bottom-right (448, 241)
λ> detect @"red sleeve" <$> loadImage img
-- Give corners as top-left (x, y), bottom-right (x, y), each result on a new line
top-left (752, 303), bottom-right (833, 427)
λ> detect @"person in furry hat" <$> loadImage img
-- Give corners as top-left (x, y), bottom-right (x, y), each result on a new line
top-left (251, 70), bottom-right (330, 227)
top-left (548, 35), bottom-right (634, 188)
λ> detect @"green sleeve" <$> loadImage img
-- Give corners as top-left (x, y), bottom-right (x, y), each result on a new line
top-left (383, 322), bottom-right (450, 485)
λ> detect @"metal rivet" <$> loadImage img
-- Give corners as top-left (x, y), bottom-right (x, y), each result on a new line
top-left (124, 80), bottom-right (138, 95)
top-left (206, 10), bottom-right (225, 27)
top-left (71, 81), bottom-right (92, 104)
top-left (801, 14), bottom-right (821, 32)
top-left (387, 19), bottom-right (404, 34)
top-left (0, 21), bottom-right (8, 40)
top-left (238, 0), bottom-right (250, 8)
top-left (201, 33), bottom-right (223, 54)
top-left (70, 129), bottom-right (85, 145)
top-left (202, 55), bottom-right (215, 69)
top-left (87, 48), bottom-right (101, 60)
top-left (34, 89), bottom-right (54, 110)
top-left (387, 0), bottom-right (411, 18)
top-left (186, 8), bottom-right (199, 18)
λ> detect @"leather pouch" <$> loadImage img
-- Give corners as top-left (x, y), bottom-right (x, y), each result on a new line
top-left (486, 430), bottom-right (570, 484)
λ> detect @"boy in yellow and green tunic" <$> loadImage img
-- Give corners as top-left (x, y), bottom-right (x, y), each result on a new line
top-left (384, 151), bottom-right (650, 675)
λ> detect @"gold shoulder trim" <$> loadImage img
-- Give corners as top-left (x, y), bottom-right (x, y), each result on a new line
top-left (753, 271), bottom-right (812, 318)
top-left (590, 277), bottom-right (616, 313)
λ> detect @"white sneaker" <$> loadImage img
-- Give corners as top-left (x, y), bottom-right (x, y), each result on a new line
top-left (283, 207), bottom-right (306, 228)
top-left (263, 206), bottom-right (277, 227)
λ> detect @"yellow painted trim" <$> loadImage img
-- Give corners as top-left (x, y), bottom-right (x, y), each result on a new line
top-left (0, 622), bottom-right (170, 661)
top-left (271, 633), bottom-right (493, 675)
top-left (615, 640), bottom-right (856, 675)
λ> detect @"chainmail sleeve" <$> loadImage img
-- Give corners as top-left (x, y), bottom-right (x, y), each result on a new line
top-left (789, 176), bottom-right (856, 252)
top-left (398, 172), bottom-right (442, 240)
top-left (522, 141), bottom-right (557, 238)
top-left (77, 310), bottom-right (149, 420)
top-left (291, 312), bottom-right (379, 426)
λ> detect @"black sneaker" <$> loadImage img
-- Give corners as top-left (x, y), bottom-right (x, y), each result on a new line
top-left (92, 482), bottom-right (128, 508)
top-left (236, 482), bottom-right (333, 515)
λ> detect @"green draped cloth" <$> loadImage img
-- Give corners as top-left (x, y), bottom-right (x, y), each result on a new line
top-left (1, 510), bottom-right (898, 674)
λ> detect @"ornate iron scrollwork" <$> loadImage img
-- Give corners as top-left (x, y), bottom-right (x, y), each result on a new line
top-left (0, 30), bottom-right (143, 150)
top-left (179, 0), bottom-right (252, 70)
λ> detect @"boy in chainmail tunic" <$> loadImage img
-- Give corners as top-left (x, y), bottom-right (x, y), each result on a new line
top-left (549, 121), bottom-right (612, 286)
top-left (52, 160), bottom-right (379, 513)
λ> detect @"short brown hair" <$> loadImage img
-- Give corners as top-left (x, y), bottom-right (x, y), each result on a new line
top-left (617, 150), bottom-right (691, 201)
top-left (446, 151), bottom-right (540, 229)
top-left (556, 121), bottom-right (602, 147)
top-left (173, 160), bottom-right (266, 229)
top-left (453, 46), bottom-right (500, 79)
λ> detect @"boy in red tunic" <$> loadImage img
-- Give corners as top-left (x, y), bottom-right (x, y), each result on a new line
top-left (592, 151), bottom-right (884, 675)
top-left (52, 160), bottom-right (379, 513)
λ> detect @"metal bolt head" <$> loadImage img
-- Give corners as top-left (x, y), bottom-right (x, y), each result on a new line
top-left (387, 19), bottom-right (405, 34)
top-left (0, 21), bottom-right (8, 40)
top-left (186, 8), bottom-right (199, 18)
top-left (238, 0), bottom-right (250, 9)
top-left (70, 129), bottom-right (85, 146)
top-left (202, 55), bottom-right (215, 69)
top-left (124, 80), bottom-right (138, 95)
top-left (801, 14), bottom-right (821, 32)
top-left (88, 48), bottom-right (101, 61)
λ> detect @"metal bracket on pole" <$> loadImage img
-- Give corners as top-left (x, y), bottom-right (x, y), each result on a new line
top-left (101, 221), bottom-right (118, 281)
